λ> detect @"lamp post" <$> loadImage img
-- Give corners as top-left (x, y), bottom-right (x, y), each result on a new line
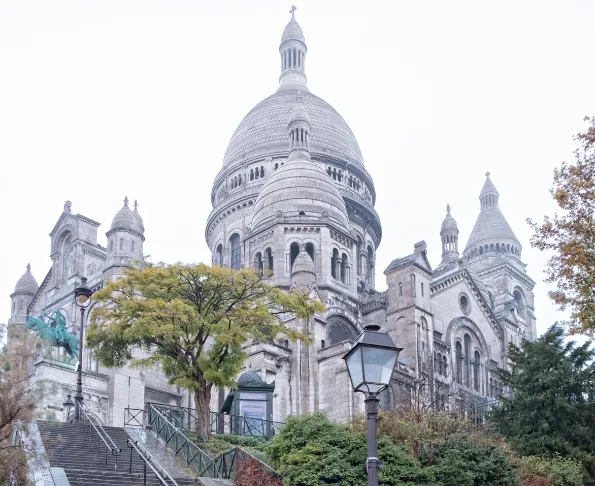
top-left (343, 324), bottom-right (402, 486)
top-left (73, 277), bottom-right (93, 422)
top-left (62, 394), bottom-right (74, 422)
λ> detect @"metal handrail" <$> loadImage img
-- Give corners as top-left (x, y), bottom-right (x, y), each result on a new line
top-left (76, 402), bottom-right (122, 471)
top-left (126, 438), bottom-right (180, 486)
top-left (147, 404), bottom-right (216, 477)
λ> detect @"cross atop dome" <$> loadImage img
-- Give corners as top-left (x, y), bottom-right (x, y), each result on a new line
top-left (446, 204), bottom-right (451, 215)
top-left (485, 171), bottom-right (490, 177)
top-left (290, 5), bottom-right (297, 17)
top-left (124, 196), bottom-right (129, 207)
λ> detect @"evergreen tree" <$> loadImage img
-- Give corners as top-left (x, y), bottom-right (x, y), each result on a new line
top-left (492, 324), bottom-right (595, 478)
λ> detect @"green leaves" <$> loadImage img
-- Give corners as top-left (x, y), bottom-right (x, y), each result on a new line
top-left (492, 324), bottom-right (595, 479)
top-left (527, 117), bottom-right (595, 335)
top-left (87, 263), bottom-right (323, 435)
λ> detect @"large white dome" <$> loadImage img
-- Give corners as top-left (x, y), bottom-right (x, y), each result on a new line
top-left (222, 89), bottom-right (364, 168)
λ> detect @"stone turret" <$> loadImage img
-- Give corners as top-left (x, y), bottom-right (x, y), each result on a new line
top-left (105, 197), bottom-right (145, 270)
top-left (279, 6), bottom-right (308, 92)
top-left (439, 205), bottom-right (459, 266)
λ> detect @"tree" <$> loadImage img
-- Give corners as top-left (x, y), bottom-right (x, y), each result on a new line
top-left (87, 263), bottom-right (323, 438)
top-left (491, 324), bottom-right (595, 479)
top-left (527, 117), bottom-right (595, 335)
top-left (0, 325), bottom-right (40, 484)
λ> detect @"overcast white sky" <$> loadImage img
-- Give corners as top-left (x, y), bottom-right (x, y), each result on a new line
top-left (1, 1), bottom-right (594, 339)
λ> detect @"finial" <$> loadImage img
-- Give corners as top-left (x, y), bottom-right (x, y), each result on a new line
top-left (134, 200), bottom-right (139, 211)
top-left (64, 200), bottom-right (72, 213)
top-left (124, 196), bottom-right (129, 207)
top-left (289, 5), bottom-right (297, 18)
top-left (485, 171), bottom-right (490, 177)
top-left (296, 90), bottom-right (303, 103)
top-left (26, 263), bottom-right (31, 272)
top-left (446, 204), bottom-right (451, 215)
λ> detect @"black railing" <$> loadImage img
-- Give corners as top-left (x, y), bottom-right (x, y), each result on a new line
top-left (141, 402), bottom-right (284, 439)
top-left (76, 402), bottom-right (122, 472)
top-left (124, 408), bottom-right (145, 428)
top-left (147, 404), bottom-right (217, 477)
top-left (126, 438), bottom-right (180, 486)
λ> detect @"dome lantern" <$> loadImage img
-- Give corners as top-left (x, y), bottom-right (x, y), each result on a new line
top-left (279, 6), bottom-right (308, 91)
top-left (288, 92), bottom-right (311, 161)
top-left (440, 204), bottom-right (459, 265)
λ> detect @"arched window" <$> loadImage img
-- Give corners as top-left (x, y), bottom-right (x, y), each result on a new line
top-left (254, 252), bottom-right (263, 275)
top-left (437, 353), bottom-right (442, 375)
top-left (442, 355), bottom-right (448, 377)
top-left (513, 289), bottom-right (525, 318)
top-left (290, 243), bottom-right (300, 269)
top-left (331, 249), bottom-right (339, 279)
top-left (238, 175), bottom-right (242, 186)
top-left (131, 241), bottom-right (135, 254)
top-left (274, 163), bottom-right (278, 170)
top-left (489, 378), bottom-right (494, 397)
top-left (340, 253), bottom-right (348, 283)
top-left (327, 316), bottom-right (358, 345)
top-left (399, 282), bottom-right (403, 297)
top-left (305, 243), bottom-right (314, 262)
top-left (456, 341), bottom-right (463, 384)
top-left (120, 238), bottom-right (124, 250)
top-left (321, 339), bottom-right (326, 349)
top-left (260, 166), bottom-right (264, 178)
top-left (250, 169), bottom-right (254, 181)
top-left (421, 282), bottom-right (424, 297)
top-left (230, 234), bottom-right (241, 270)
top-left (464, 334), bottom-right (471, 387)
top-left (215, 244), bottom-right (223, 266)
top-left (367, 245), bottom-right (374, 277)
top-left (474, 351), bottom-right (480, 392)
top-left (356, 238), bottom-right (363, 275)
top-left (265, 248), bottom-right (274, 276)
top-left (255, 169), bottom-right (259, 180)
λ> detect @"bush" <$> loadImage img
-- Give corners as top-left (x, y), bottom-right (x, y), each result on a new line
top-left (428, 438), bottom-right (516, 486)
top-left (516, 455), bottom-right (584, 486)
top-left (267, 413), bottom-right (438, 486)
top-left (235, 454), bottom-right (283, 486)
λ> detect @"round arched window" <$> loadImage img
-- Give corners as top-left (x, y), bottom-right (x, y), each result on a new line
top-left (459, 294), bottom-right (471, 315)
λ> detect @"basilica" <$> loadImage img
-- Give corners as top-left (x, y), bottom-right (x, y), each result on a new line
top-left (7, 10), bottom-right (536, 427)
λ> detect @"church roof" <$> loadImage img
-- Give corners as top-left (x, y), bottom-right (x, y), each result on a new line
top-left (222, 90), bottom-right (364, 168)
top-left (464, 174), bottom-right (520, 253)
top-left (14, 264), bottom-right (38, 295)
top-left (110, 197), bottom-right (144, 234)
top-left (281, 11), bottom-right (306, 44)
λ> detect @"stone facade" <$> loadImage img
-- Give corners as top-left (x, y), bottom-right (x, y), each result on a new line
top-left (7, 199), bottom-right (188, 426)
top-left (7, 11), bottom-right (537, 427)
top-left (206, 11), bottom-right (537, 422)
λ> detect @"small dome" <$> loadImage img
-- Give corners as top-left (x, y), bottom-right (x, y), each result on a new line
top-left (281, 12), bottom-right (305, 45)
top-left (251, 158), bottom-right (349, 230)
top-left (133, 200), bottom-right (145, 233)
top-left (440, 205), bottom-right (459, 233)
top-left (14, 264), bottom-right (38, 295)
top-left (292, 247), bottom-right (315, 276)
top-left (289, 99), bottom-right (310, 124)
top-left (111, 197), bottom-right (143, 233)
top-left (237, 371), bottom-right (264, 386)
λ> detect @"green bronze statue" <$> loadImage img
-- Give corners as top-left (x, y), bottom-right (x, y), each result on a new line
top-left (27, 306), bottom-right (80, 365)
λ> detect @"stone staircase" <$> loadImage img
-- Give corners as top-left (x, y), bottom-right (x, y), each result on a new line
top-left (37, 420), bottom-right (199, 485)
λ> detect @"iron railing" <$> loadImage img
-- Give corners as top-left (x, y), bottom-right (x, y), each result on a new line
top-left (125, 438), bottom-right (180, 486)
top-left (124, 408), bottom-right (145, 428)
top-left (144, 402), bottom-right (284, 439)
top-left (209, 412), bottom-right (284, 438)
top-left (76, 402), bottom-right (122, 472)
top-left (147, 404), bottom-right (218, 477)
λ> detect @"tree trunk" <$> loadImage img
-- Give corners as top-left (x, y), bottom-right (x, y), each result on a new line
top-left (194, 386), bottom-right (212, 440)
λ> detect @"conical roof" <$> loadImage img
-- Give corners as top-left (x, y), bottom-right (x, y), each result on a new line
top-left (14, 264), bottom-right (38, 295)
top-left (292, 247), bottom-right (316, 276)
top-left (281, 9), bottom-right (305, 45)
top-left (440, 205), bottom-right (459, 233)
top-left (110, 197), bottom-right (143, 233)
top-left (464, 174), bottom-right (520, 254)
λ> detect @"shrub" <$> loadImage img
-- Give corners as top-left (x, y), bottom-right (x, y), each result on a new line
top-left (235, 454), bottom-right (283, 486)
top-left (516, 455), bottom-right (583, 486)
top-left (428, 438), bottom-right (516, 486)
top-left (267, 413), bottom-right (438, 486)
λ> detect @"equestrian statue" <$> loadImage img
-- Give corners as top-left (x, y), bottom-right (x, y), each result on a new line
top-left (27, 306), bottom-right (80, 365)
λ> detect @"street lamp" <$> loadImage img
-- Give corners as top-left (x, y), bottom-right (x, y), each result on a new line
top-left (343, 324), bottom-right (402, 486)
top-left (73, 277), bottom-right (93, 422)
top-left (62, 394), bottom-right (74, 422)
